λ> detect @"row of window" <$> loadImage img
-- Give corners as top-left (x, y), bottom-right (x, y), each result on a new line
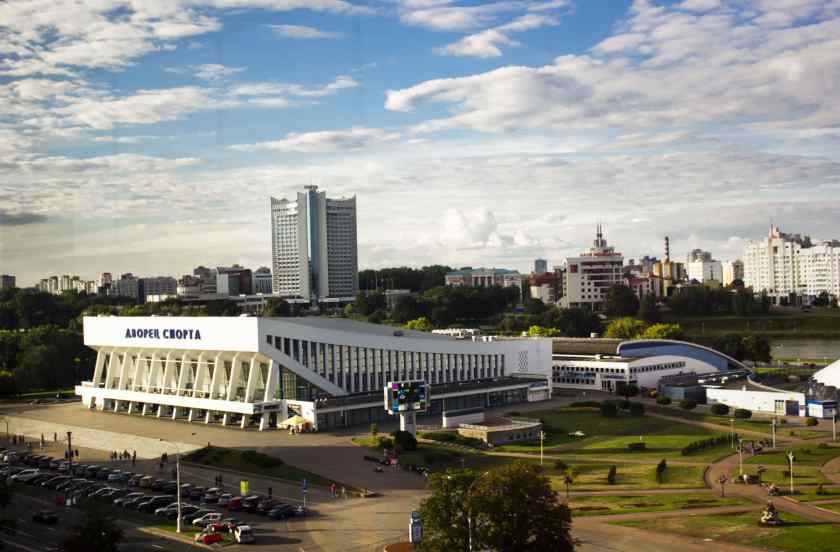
top-left (552, 376), bottom-right (595, 385)
top-left (630, 361), bottom-right (686, 374)
top-left (267, 335), bottom-right (505, 394)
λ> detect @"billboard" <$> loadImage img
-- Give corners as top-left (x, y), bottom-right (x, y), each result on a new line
top-left (384, 381), bottom-right (430, 414)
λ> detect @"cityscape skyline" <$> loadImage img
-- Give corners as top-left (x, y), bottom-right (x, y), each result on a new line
top-left (4, 1), bottom-right (840, 285)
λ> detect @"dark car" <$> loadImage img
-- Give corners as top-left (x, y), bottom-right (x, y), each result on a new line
top-left (115, 492), bottom-right (145, 506)
top-left (96, 468), bottom-right (112, 481)
top-left (241, 495), bottom-right (261, 513)
top-left (179, 483), bottom-right (193, 498)
top-left (122, 494), bottom-right (151, 510)
top-left (138, 495), bottom-right (175, 513)
top-left (161, 480), bottom-right (178, 494)
top-left (32, 511), bottom-right (59, 524)
top-left (151, 479), bottom-right (166, 492)
top-left (256, 498), bottom-right (278, 515)
top-left (267, 504), bottom-right (296, 519)
top-left (84, 466), bottom-right (100, 478)
top-left (27, 473), bottom-right (53, 486)
top-left (43, 476), bottom-right (71, 489)
top-left (188, 487), bottom-right (205, 502)
top-left (128, 474), bottom-right (144, 487)
top-left (103, 488), bottom-right (133, 501)
top-left (37, 458), bottom-right (52, 469)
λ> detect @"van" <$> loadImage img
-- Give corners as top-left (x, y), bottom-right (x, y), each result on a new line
top-left (234, 525), bottom-right (255, 544)
top-left (139, 476), bottom-right (154, 488)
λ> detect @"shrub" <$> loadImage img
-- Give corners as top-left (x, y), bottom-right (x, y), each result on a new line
top-left (817, 484), bottom-right (827, 495)
top-left (679, 399), bottom-right (697, 410)
top-left (818, 442), bottom-right (829, 449)
top-left (805, 417), bottom-right (819, 427)
top-left (607, 465), bottom-right (617, 485)
top-left (655, 459), bottom-right (667, 484)
top-left (681, 434), bottom-right (733, 456)
top-left (507, 411), bottom-right (521, 417)
top-left (619, 399), bottom-right (632, 411)
top-left (370, 422), bottom-right (379, 436)
top-left (569, 401), bottom-right (600, 408)
top-left (600, 401), bottom-right (618, 418)
top-left (733, 408), bottom-right (752, 419)
top-left (391, 430), bottom-right (418, 452)
top-left (627, 442), bottom-right (647, 451)
top-left (628, 402), bottom-right (645, 417)
top-left (710, 403), bottom-right (730, 416)
top-left (656, 395), bottom-right (672, 405)
top-left (241, 449), bottom-right (284, 469)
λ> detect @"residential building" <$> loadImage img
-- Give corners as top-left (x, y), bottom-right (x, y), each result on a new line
top-left (193, 266), bottom-right (217, 295)
top-left (177, 275), bottom-right (202, 298)
top-left (253, 267), bottom-right (273, 295)
top-left (534, 258), bottom-right (548, 275)
top-left (445, 268), bottom-right (522, 288)
top-left (76, 316), bottom-right (552, 431)
top-left (743, 226), bottom-right (840, 303)
top-left (141, 277), bottom-right (177, 302)
top-left (110, 273), bottom-right (140, 301)
top-left (560, 225), bottom-right (624, 310)
top-left (0, 275), bottom-right (15, 289)
top-left (686, 250), bottom-right (723, 284)
top-left (529, 271), bottom-right (557, 304)
top-left (36, 274), bottom-right (96, 295)
top-left (271, 185), bottom-right (358, 302)
top-left (722, 260), bottom-right (744, 286)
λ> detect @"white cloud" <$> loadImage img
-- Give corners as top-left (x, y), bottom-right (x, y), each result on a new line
top-left (398, 1), bottom-right (521, 31)
top-left (193, 64), bottom-right (245, 81)
top-left (436, 13), bottom-right (558, 58)
top-left (269, 24), bottom-right (345, 39)
top-left (230, 127), bottom-right (401, 152)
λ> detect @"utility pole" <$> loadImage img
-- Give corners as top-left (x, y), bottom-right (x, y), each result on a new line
top-left (788, 451), bottom-right (795, 495)
top-left (772, 419), bottom-right (776, 449)
top-left (738, 438), bottom-right (743, 477)
top-left (730, 418), bottom-right (735, 449)
top-left (539, 431), bottom-right (546, 466)
top-left (833, 414), bottom-right (837, 443)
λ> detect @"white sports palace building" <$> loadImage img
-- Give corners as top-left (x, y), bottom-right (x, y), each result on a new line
top-left (77, 316), bottom-right (553, 431)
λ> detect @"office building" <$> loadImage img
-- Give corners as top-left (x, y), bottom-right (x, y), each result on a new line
top-left (271, 186), bottom-right (358, 302)
top-left (216, 265), bottom-right (252, 296)
top-left (76, 316), bottom-right (551, 431)
top-left (534, 258), bottom-right (548, 275)
top-left (560, 225), bottom-right (624, 310)
top-left (110, 274), bottom-right (141, 302)
top-left (722, 260), bottom-right (744, 286)
top-left (0, 275), bottom-right (15, 289)
top-left (141, 277), bottom-right (177, 301)
top-left (445, 268), bottom-right (523, 288)
top-left (253, 267), bottom-right (272, 295)
top-left (177, 275), bottom-right (202, 298)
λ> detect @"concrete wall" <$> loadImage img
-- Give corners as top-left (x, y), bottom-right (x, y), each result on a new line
top-left (442, 410), bottom-right (484, 429)
top-left (706, 388), bottom-right (806, 416)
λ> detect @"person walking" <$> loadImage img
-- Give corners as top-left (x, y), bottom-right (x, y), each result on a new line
top-left (341, 486), bottom-right (346, 500)
top-left (330, 483), bottom-right (336, 498)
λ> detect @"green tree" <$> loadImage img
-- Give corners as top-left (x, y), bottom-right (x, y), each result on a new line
top-left (554, 308), bottom-right (602, 338)
top-left (392, 295), bottom-right (420, 324)
top-left (639, 323), bottom-right (684, 340)
top-left (204, 299), bottom-right (241, 316)
top-left (604, 285), bottom-right (639, 317)
top-left (263, 297), bottom-right (291, 317)
top-left (741, 335), bottom-right (771, 364)
top-left (524, 298), bottom-right (547, 315)
top-left (637, 294), bottom-right (660, 323)
top-left (616, 382), bottom-right (640, 399)
top-left (404, 317), bottom-right (433, 332)
top-left (60, 504), bottom-right (123, 552)
top-left (472, 463), bottom-right (574, 552)
top-left (418, 469), bottom-right (474, 552)
top-left (527, 325), bottom-right (560, 337)
top-left (604, 317), bottom-right (646, 339)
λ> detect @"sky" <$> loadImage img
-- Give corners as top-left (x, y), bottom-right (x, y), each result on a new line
top-left (2, 0), bottom-right (840, 286)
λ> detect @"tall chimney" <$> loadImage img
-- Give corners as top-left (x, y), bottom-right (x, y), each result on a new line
top-left (665, 236), bottom-right (670, 262)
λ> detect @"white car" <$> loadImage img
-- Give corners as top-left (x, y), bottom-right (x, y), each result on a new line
top-left (234, 525), bottom-right (255, 544)
top-left (218, 493), bottom-right (232, 507)
top-left (568, 431), bottom-right (587, 438)
top-left (192, 512), bottom-right (222, 528)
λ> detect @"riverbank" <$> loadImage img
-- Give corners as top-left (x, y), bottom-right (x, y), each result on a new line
top-left (673, 311), bottom-right (840, 340)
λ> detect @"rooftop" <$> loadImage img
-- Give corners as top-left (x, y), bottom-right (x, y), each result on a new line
top-left (552, 337), bottom-right (622, 356)
top-left (263, 316), bottom-right (450, 341)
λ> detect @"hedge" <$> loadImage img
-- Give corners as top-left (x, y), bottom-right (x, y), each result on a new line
top-left (679, 399), bottom-right (697, 410)
top-left (710, 403), bottom-right (730, 415)
top-left (681, 434), bottom-right (734, 456)
top-left (628, 402), bottom-right (645, 417)
top-left (805, 417), bottom-right (818, 426)
top-left (656, 395), bottom-right (672, 405)
top-left (733, 408), bottom-right (752, 419)
top-left (627, 442), bottom-right (647, 451)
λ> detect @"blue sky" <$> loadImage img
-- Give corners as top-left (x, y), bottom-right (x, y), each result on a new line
top-left (2, 0), bottom-right (840, 285)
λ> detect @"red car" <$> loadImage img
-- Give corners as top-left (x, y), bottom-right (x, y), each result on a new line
top-left (227, 496), bottom-right (242, 511)
top-left (194, 532), bottom-right (223, 545)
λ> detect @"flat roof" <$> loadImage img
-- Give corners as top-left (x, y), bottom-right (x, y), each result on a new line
top-left (262, 317), bottom-right (451, 341)
top-left (552, 337), bottom-right (621, 356)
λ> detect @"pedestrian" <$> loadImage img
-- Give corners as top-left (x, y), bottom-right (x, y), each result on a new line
top-left (53, 432), bottom-right (57, 443)
top-left (218, 474), bottom-right (223, 487)
top-left (330, 483), bottom-right (336, 498)
top-left (171, 468), bottom-right (176, 480)
top-left (341, 486), bottom-right (346, 499)
top-left (74, 449), bottom-right (79, 458)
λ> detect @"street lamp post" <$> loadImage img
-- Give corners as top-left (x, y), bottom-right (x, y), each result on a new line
top-left (161, 439), bottom-right (182, 533)
top-left (788, 451), bottom-right (795, 495)
top-left (833, 414), bottom-right (837, 443)
top-left (730, 418), bottom-right (735, 449)
top-left (772, 419), bottom-right (776, 449)
top-left (465, 472), bottom-right (490, 552)
top-left (738, 438), bottom-right (743, 477)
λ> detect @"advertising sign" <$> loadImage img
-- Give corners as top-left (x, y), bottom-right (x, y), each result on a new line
top-left (384, 381), bottom-right (430, 414)
top-left (240, 480), bottom-right (249, 496)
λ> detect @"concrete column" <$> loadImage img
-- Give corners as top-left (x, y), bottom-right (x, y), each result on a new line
top-left (258, 413), bottom-right (268, 431)
top-left (91, 350), bottom-right (106, 386)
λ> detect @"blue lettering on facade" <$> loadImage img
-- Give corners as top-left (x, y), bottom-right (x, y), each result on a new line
top-left (125, 328), bottom-right (202, 340)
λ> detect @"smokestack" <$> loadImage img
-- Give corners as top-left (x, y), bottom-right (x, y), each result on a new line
top-left (665, 236), bottom-right (670, 262)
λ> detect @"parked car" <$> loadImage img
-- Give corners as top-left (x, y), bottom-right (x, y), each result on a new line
top-left (138, 495), bottom-right (175, 513)
top-left (11, 469), bottom-right (40, 483)
top-left (28, 473), bottom-right (54, 486)
top-left (161, 480), bottom-right (177, 494)
top-left (49, 459), bottom-right (61, 470)
top-left (37, 458), bottom-right (51, 469)
top-left (151, 479), bottom-right (166, 492)
top-left (227, 496), bottom-right (243, 511)
top-left (189, 486), bottom-right (205, 501)
top-left (179, 483), bottom-right (193, 498)
top-left (218, 493), bottom-right (232, 507)
top-left (192, 512), bottom-right (222, 528)
top-left (32, 511), bottom-right (59, 525)
top-left (41, 475), bottom-right (69, 489)
top-left (107, 472), bottom-right (124, 484)
top-left (115, 492), bottom-right (145, 506)
top-left (267, 504), bottom-right (297, 519)
top-left (96, 468), bottom-right (113, 481)
top-left (57, 461), bottom-right (70, 473)
top-left (256, 498), bottom-right (278, 515)
top-left (167, 505), bottom-right (198, 520)
top-left (182, 509), bottom-right (212, 524)
top-left (84, 466), bottom-right (99, 479)
top-left (194, 532), bottom-right (223, 545)
top-left (208, 518), bottom-right (239, 533)
top-left (242, 495), bottom-right (261, 513)
top-left (122, 494), bottom-right (151, 510)
top-left (234, 525), bottom-right (255, 544)
top-left (154, 503), bottom-right (180, 517)
top-left (128, 474), bottom-right (144, 487)
top-left (139, 476), bottom-right (154, 488)
top-left (203, 487), bottom-right (221, 503)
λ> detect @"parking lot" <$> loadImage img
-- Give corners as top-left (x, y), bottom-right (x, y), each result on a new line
top-left (2, 449), bottom-right (324, 549)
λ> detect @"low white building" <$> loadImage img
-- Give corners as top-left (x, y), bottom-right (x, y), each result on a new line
top-left (76, 316), bottom-right (552, 431)
top-left (706, 388), bottom-right (806, 416)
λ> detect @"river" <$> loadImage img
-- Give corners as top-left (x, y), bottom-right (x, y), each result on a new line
top-left (770, 338), bottom-right (840, 362)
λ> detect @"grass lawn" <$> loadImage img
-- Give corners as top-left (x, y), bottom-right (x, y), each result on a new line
top-left (1, 388), bottom-right (76, 400)
top-left (615, 510), bottom-right (838, 552)
top-left (566, 492), bottom-right (751, 517)
top-left (731, 464), bottom-right (829, 486)
top-left (494, 407), bottom-right (729, 461)
top-left (547, 462), bottom-right (707, 491)
top-left (648, 404), bottom-right (779, 436)
top-left (675, 310), bottom-right (840, 339)
top-left (182, 446), bottom-right (341, 489)
top-left (745, 444), bottom-right (840, 467)
top-left (813, 502), bottom-right (840, 513)
top-left (790, 487), bottom-right (840, 502)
